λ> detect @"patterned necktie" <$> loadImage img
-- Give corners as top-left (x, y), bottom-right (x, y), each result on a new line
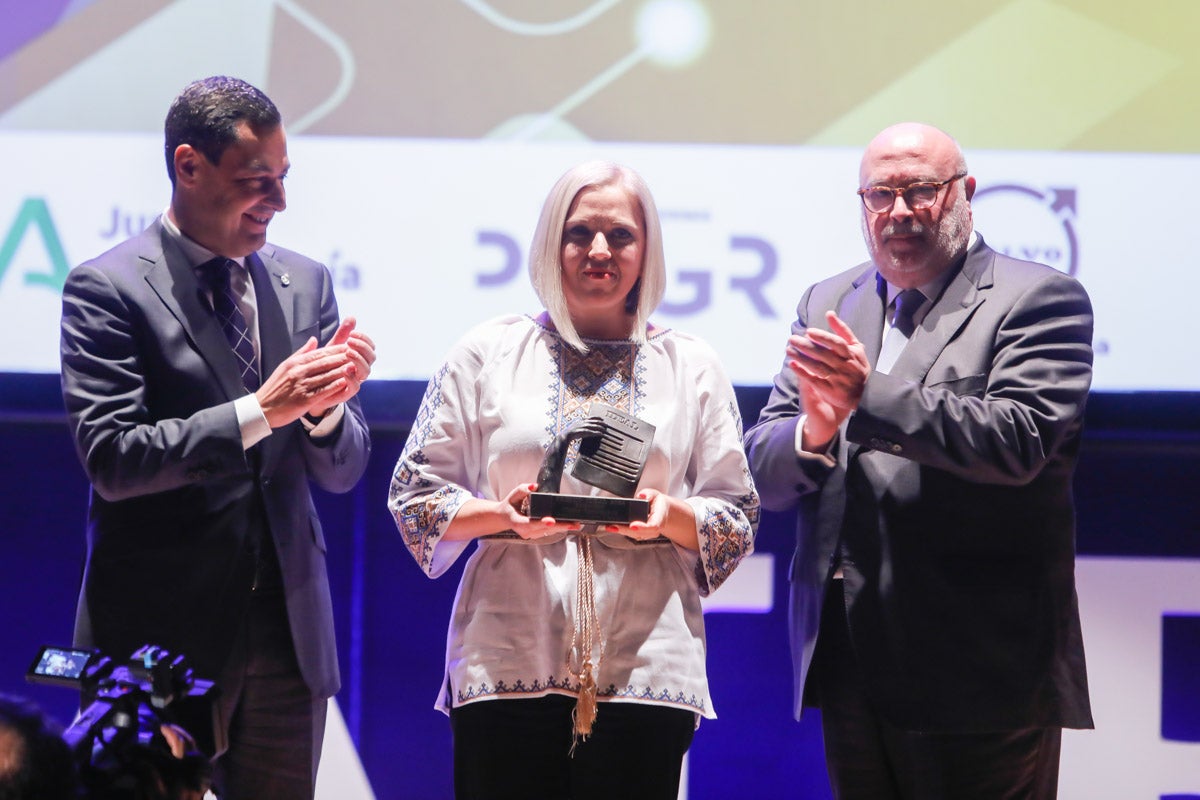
top-left (876, 288), bottom-right (925, 374)
top-left (199, 257), bottom-right (260, 391)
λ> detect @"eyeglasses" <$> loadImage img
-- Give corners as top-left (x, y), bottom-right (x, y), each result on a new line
top-left (857, 172), bottom-right (967, 213)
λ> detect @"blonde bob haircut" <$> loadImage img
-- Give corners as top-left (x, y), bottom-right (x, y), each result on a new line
top-left (528, 161), bottom-right (666, 353)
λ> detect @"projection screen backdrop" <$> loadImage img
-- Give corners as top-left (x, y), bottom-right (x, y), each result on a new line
top-left (1, 0), bottom-right (1196, 389)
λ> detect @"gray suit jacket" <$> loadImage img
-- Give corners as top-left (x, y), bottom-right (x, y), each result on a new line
top-left (60, 219), bottom-right (370, 699)
top-left (745, 236), bottom-right (1094, 732)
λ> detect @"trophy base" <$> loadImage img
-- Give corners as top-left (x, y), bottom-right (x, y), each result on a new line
top-left (527, 493), bottom-right (650, 524)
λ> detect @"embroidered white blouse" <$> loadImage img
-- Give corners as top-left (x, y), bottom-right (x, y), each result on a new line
top-left (388, 314), bottom-right (759, 718)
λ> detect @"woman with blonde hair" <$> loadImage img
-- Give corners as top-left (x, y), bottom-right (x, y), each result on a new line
top-left (389, 161), bottom-right (758, 799)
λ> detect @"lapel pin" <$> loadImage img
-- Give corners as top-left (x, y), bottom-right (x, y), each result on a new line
top-left (280, 273), bottom-right (291, 286)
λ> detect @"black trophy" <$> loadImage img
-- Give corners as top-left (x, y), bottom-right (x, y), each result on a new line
top-left (527, 404), bottom-right (655, 524)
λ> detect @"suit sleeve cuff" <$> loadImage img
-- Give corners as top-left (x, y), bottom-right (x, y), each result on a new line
top-left (301, 403), bottom-right (345, 438)
top-left (795, 413), bottom-right (836, 467)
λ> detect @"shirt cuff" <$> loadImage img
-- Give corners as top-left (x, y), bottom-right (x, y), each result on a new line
top-left (794, 413), bottom-right (836, 467)
top-left (301, 403), bottom-right (345, 438)
top-left (234, 394), bottom-right (271, 450)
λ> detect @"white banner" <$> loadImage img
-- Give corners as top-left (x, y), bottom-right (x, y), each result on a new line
top-left (0, 132), bottom-right (1192, 390)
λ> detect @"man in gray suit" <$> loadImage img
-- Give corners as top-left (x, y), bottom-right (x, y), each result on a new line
top-left (60, 76), bottom-right (374, 799)
top-left (744, 122), bottom-right (1093, 799)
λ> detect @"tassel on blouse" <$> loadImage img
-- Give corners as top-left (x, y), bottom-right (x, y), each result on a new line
top-left (573, 659), bottom-right (598, 737)
top-left (569, 533), bottom-right (603, 756)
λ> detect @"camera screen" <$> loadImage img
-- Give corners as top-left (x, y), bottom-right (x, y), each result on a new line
top-left (27, 646), bottom-right (94, 687)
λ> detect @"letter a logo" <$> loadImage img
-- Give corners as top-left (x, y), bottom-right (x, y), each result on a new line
top-left (0, 198), bottom-right (70, 293)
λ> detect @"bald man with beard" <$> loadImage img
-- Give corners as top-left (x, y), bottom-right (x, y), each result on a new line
top-left (745, 123), bottom-right (1094, 799)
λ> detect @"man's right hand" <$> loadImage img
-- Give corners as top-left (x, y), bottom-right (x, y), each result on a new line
top-left (787, 310), bottom-right (871, 450)
top-left (255, 337), bottom-right (357, 429)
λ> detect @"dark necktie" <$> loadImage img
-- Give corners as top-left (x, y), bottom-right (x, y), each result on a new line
top-left (876, 288), bottom-right (924, 374)
top-left (199, 258), bottom-right (260, 391)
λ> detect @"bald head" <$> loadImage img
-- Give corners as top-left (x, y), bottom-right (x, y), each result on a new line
top-left (860, 123), bottom-right (966, 186)
top-left (859, 122), bottom-right (975, 288)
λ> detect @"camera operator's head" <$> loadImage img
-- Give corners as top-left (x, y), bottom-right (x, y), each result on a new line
top-left (0, 694), bottom-right (80, 800)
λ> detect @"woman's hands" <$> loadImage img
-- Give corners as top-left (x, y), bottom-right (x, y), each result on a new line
top-left (442, 484), bottom-right (697, 550)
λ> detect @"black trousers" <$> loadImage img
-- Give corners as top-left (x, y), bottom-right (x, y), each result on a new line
top-left (450, 695), bottom-right (695, 800)
top-left (211, 589), bottom-right (326, 800)
top-left (809, 581), bottom-right (1062, 800)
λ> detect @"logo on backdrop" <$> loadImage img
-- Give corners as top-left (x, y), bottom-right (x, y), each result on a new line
top-left (473, 226), bottom-right (780, 319)
top-left (97, 205), bottom-right (364, 291)
top-left (0, 198), bottom-right (70, 293)
top-left (971, 184), bottom-right (1078, 277)
top-left (2, 200), bottom-right (365, 296)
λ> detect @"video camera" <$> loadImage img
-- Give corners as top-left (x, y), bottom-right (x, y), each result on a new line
top-left (26, 643), bottom-right (224, 762)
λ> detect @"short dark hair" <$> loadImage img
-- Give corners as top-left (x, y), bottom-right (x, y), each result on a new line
top-left (163, 76), bottom-right (281, 186)
top-left (0, 694), bottom-right (79, 800)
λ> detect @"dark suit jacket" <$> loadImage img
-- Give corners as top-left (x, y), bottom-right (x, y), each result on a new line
top-left (60, 219), bottom-right (370, 699)
top-left (745, 236), bottom-right (1094, 732)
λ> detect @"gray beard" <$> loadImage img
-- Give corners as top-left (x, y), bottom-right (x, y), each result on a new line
top-left (864, 195), bottom-right (971, 277)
